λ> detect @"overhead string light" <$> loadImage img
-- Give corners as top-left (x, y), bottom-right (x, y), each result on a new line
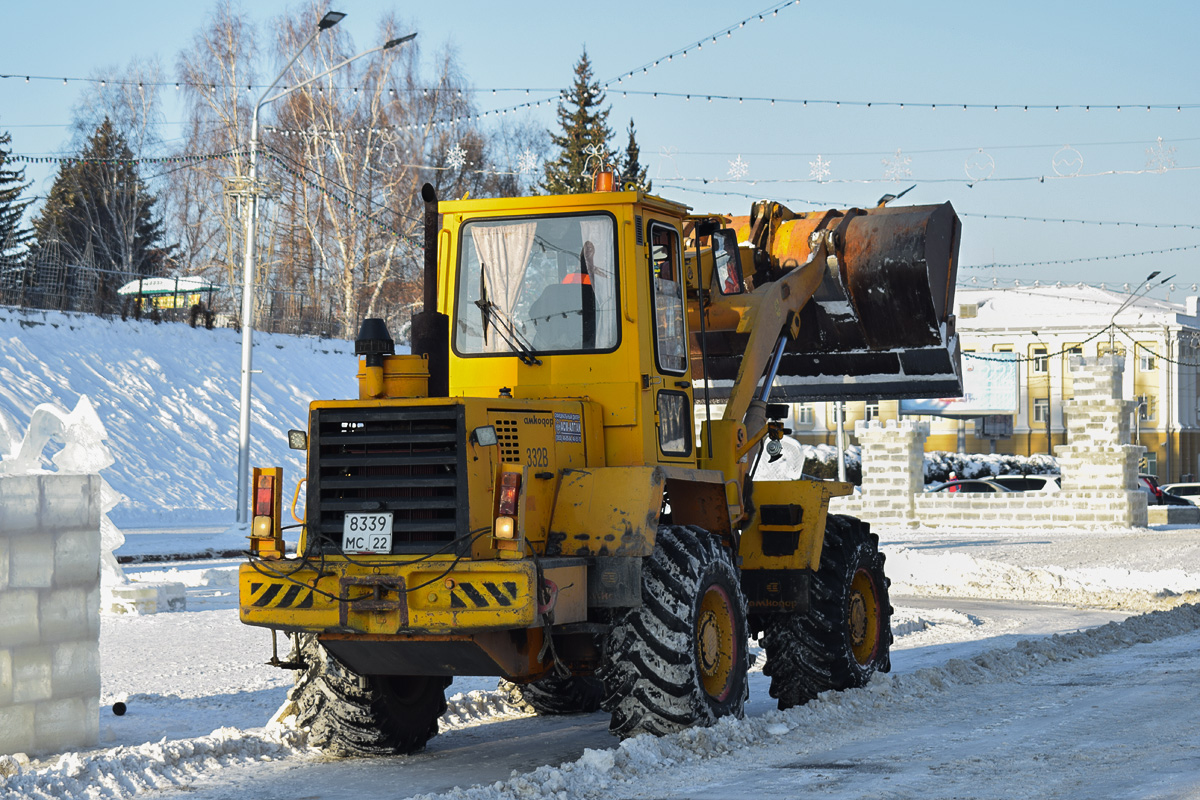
top-left (959, 242), bottom-right (1200, 270)
top-left (960, 277), bottom-right (1200, 294)
top-left (960, 212), bottom-right (1200, 230)
top-left (654, 162), bottom-right (1199, 187)
top-left (605, 0), bottom-right (802, 87)
top-left (2, 73), bottom-right (1195, 114)
top-left (2, 149), bottom-right (249, 166)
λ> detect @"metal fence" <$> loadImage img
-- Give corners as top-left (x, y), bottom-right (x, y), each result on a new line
top-left (0, 251), bottom-right (343, 337)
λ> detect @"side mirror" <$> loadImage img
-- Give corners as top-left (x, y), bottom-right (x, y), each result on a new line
top-left (287, 430), bottom-right (308, 450)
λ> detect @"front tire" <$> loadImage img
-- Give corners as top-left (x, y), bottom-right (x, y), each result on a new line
top-left (760, 514), bottom-right (892, 710)
top-left (291, 634), bottom-right (450, 757)
top-left (599, 525), bottom-right (749, 738)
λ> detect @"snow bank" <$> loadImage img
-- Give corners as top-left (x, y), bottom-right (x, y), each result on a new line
top-left (760, 437), bottom-right (1060, 486)
top-left (0, 308), bottom-right (356, 524)
top-left (407, 604), bottom-right (1200, 800)
top-left (887, 547), bottom-right (1200, 610)
top-left (0, 723), bottom-right (305, 800)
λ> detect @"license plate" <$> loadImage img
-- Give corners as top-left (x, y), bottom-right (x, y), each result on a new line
top-left (342, 513), bottom-right (393, 554)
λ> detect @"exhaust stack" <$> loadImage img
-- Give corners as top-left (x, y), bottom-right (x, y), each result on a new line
top-left (410, 183), bottom-right (449, 397)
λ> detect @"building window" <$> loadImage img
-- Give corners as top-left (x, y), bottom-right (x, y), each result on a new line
top-left (1141, 452), bottom-right (1158, 477)
top-left (993, 344), bottom-right (1013, 353)
top-left (796, 404), bottom-right (814, 425)
top-left (1033, 397), bottom-right (1050, 423)
top-left (1139, 349), bottom-right (1157, 371)
top-left (865, 401), bottom-right (881, 422)
top-left (1031, 346), bottom-right (1048, 373)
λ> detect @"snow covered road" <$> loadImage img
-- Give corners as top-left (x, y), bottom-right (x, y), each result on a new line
top-left (4, 527), bottom-right (1200, 800)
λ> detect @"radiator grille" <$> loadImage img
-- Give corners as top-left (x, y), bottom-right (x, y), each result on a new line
top-left (307, 405), bottom-right (466, 555)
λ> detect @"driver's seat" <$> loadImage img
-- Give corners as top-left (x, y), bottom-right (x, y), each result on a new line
top-left (528, 282), bottom-right (596, 351)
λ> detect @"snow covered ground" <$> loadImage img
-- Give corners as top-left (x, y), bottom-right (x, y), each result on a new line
top-left (2, 525), bottom-right (1197, 800)
top-left (2, 310), bottom-right (1199, 798)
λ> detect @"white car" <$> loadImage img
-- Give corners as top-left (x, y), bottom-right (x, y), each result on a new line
top-left (989, 474), bottom-right (1062, 493)
top-left (1160, 483), bottom-right (1200, 506)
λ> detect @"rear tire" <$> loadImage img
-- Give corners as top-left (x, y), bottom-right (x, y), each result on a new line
top-left (599, 525), bottom-right (749, 738)
top-left (760, 514), bottom-right (892, 710)
top-left (499, 675), bottom-right (604, 715)
top-left (291, 634), bottom-right (450, 756)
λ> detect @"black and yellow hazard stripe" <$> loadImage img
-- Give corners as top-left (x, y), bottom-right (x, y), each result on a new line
top-left (450, 580), bottom-right (520, 608)
top-left (249, 581), bottom-right (315, 609)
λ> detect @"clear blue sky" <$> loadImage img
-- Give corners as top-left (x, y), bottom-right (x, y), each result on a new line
top-left (2, 1), bottom-right (1197, 296)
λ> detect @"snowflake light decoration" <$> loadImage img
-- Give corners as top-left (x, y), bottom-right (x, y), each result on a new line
top-left (809, 154), bottom-right (831, 183)
top-left (1146, 137), bottom-right (1177, 174)
top-left (882, 149), bottom-right (912, 181)
top-left (517, 149), bottom-right (539, 175)
top-left (727, 155), bottom-right (749, 181)
top-left (445, 143), bottom-right (467, 171)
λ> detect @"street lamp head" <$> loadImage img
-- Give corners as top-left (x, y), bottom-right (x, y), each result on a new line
top-left (1146, 270), bottom-right (1161, 282)
top-left (383, 32), bottom-right (417, 50)
top-left (319, 11), bottom-right (346, 30)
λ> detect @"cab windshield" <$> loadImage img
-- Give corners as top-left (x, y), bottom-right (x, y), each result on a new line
top-left (454, 213), bottom-right (619, 356)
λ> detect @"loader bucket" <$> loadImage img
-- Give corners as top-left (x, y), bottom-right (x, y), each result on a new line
top-left (697, 202), bottom-right (962, 402)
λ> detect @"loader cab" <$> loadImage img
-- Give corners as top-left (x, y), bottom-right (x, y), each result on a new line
top-left (441, 191), bottom-right (699, 468)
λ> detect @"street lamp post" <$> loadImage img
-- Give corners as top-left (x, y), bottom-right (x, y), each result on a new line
top-left (235, 13), bottom-right (416, 523)
top-left (1108, 271), bottom-right (1174, 350)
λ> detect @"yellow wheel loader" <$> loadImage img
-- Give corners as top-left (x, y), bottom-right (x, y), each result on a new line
top-left (239, 177), bottom-right (961, 755)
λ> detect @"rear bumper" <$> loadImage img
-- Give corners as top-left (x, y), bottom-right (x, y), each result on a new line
top-left (239, 557), bottom-right (540, 635)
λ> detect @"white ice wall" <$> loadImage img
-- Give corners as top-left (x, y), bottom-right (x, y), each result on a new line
top-left (0, 473), bottom-right (100, 757)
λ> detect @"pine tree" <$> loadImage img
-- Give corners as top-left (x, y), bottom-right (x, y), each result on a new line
top-left (32, 118), bottom-right (173, 310)
top-left (541, 49), bottom-right (616, 194)
top-left (619, 118), bottom-right (651, 192)
top-left (0, 128), bottom-right (34, 263)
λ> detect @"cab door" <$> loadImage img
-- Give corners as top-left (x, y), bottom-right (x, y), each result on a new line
top-left (646, 220), bottom-right (693, 462)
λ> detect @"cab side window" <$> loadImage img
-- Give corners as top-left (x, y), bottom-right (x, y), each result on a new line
top-left (649, 223), bottom-right (686, 374)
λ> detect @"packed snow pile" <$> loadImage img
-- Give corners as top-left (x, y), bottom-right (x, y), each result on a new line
top-left (0, 722), bottom-right (305, 799)
top-left (922, 450), bottom-right (1059, 483)
top-left (6, 602), bottom-right (1196, 800)
top-left (759, 438), bottom-right (1059, 485)
top-left (0, 308), bottom-right (355, 524)
top-left (887, 547), bottom-right (1200, 610)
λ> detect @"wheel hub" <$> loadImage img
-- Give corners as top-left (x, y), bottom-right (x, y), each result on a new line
top-left (848, 567), bottom-right (880, 665)
top-left (696, 584), bottom-right (736, 701)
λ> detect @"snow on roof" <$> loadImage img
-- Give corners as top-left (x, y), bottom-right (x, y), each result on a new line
top-left (117, 276), bottom-right (219, 296)
top-left (955, 285), bottom-right (1198, 331)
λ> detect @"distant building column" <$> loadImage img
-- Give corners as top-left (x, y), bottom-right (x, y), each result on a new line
top-left (849, 420), bottom-right (929, 528)
top-left (1054, 355), bottom-right (1148, 526)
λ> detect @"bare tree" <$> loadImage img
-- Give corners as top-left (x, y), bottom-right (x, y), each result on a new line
top-left (161, 3), bottom-right (550, 338)
top-left (170, 0), bottom-right (258, 291)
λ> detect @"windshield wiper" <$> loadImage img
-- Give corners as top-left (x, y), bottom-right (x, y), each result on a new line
top-left (472, 272), bottom-right (544, 367)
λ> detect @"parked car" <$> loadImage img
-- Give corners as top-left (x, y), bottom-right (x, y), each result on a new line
top-left (989, 474), bottom-right (1062, 493)
top-left (1159, 482), bottom-right (1200, 506)
top-left (926, 479), bottom-right (1013, 494)
top-left (1138, 474), bottom-right (1192, 506)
